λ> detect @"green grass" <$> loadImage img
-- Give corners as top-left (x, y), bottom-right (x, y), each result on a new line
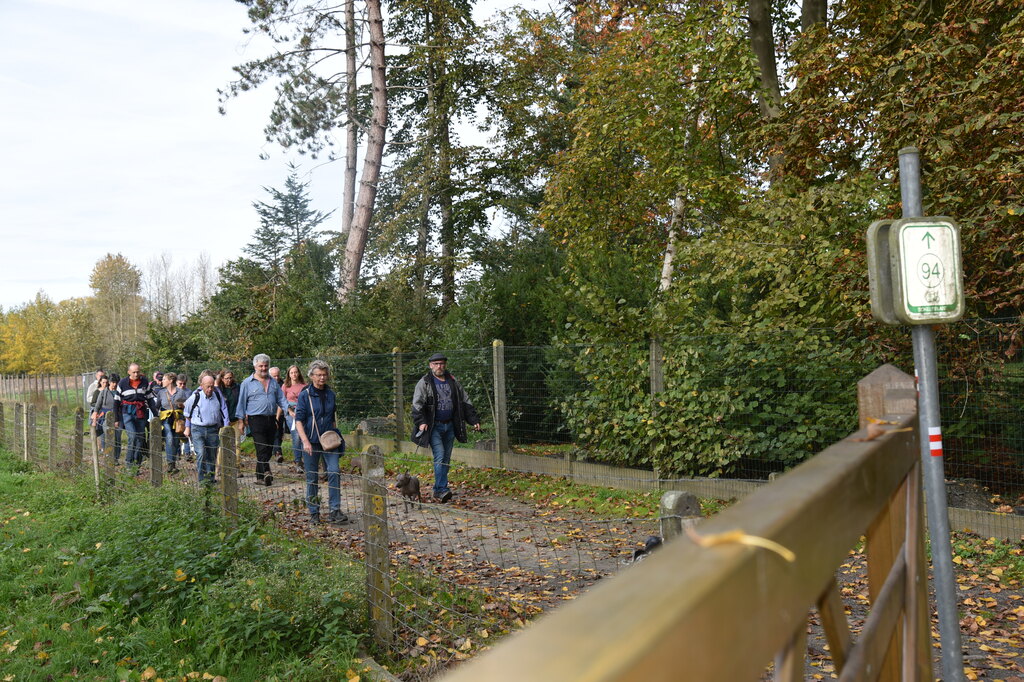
top-left (0, 447), bottom-right (367, 681)
top-left (387, 451), bottom-right (727, 519)
top-left (950, 533), bottom-right (1024, 585)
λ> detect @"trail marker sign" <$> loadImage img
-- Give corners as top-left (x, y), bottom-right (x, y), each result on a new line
top-left (890, 217), bottom-right (963, 324)
top-left (868, 216), bottom-right (964, 325)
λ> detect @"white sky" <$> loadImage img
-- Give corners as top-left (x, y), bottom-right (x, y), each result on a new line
top-left (0, 0), bottom-right (361, 310)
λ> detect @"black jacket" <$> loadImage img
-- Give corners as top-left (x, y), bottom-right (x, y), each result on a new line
top-left (411, 371), bottom-right (480, 443)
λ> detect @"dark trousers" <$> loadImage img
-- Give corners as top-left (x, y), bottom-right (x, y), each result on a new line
top-left (248, 414), bottom-right (277, 480)
top-left (272, 413), bottom-right (285, 457)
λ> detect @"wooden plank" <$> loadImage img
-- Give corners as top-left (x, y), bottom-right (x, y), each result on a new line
top-left (839, 553), bottom-right (907, 682)
top-left (440, 417), bottom-right (918, 682)
top-left (866, 476), bottom-right (907, 681)
top-left (817, 578), bottom-right (852, 673)
top-left (774, 618), bottom-right (807, 682)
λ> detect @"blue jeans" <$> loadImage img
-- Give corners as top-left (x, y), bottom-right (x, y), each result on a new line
top-left (303, 446), bottom-right (341, 515)
top-left (122, 410), bottom-right (147, 467)
top-left (429, 421), bottom-right (456, 497)
top-left (290, 429), bottom-right (304, 463)
top-left (191, 425), bottom-right (220, 483)
top-left (162, 419), bottom-right (182, 465)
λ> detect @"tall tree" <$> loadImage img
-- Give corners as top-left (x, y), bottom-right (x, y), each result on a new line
top-left (89, 253), bottom-right (146, 367)
top-left (224, 0), bottom-right (387, 304)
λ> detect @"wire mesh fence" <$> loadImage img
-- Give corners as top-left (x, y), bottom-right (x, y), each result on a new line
top-left (0, 318), bottom-right (1022, 672)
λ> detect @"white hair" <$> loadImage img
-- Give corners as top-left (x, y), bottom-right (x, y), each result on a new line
top-left (307, 359), bottom-right (330, 377)
top-left (252, 353), bottom-right (271, 366)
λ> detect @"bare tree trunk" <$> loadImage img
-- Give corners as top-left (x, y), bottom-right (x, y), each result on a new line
top-left (415, 8), bottom-right (435, 304)
top-left (338, 0), bottom-right (388, 303)
top-left (436, 60), bottom-right (455, 311)
top-left (659, 196), bottom-right (684, 292)
top-left (747, 0), bottom-right (782, 120)
top-left (342, 0), bottom-right (358, 239)
top-left (801, 0), bottom-right (827, 31)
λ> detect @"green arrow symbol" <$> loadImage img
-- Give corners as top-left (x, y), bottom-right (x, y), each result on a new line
top-left (922, 231), bottom-right (935, 248)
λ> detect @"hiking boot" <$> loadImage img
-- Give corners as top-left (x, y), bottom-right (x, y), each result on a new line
top-left (276, 454), bottom-right (284, 464)
top-left (434, 490), bottom-right (453, 504)
top-left (166, 464), bottom-right (178, 475)
top-left (328, 510), bottom-right (348, 525)
top-left (310, 513), bottom-right (321, 526)
top-left (264, 474), bottom-right (273, 487)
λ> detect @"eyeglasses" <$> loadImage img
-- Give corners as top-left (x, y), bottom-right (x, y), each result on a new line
top-left (310, 372), bottom-right (327, 378)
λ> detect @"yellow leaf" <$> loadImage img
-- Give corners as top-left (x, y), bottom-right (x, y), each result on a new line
top-left (416, 637), bottom-right (429, 647)
top-left (142, 667), bottom-right (158, 680)
top-left (60, 622), bottom-right (71, 632)
top-left (174, 569), bottom-right (188, 582)
top-left (95, 542), bottom-right (102, 549)
top-left (37, 650), bottom-right (50, 661)
top-left (459, 638), bottom-right (473, 651)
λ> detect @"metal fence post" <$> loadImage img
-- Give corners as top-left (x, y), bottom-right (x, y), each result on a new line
top-left (48, 404), bottom-right (58, 470)
top-left (219, 426), bottom-right (238, 525)
top-left (73, 407), bottom-right (84, 468)
top-left (362, 445), bottom-right (393, 646)
top-left (149, 417), bottom-right (163, 487)
top-left (393, 348), bottom-right (404, 453)
top-left (649, 338), bottom-right (665, 481)
top-left (492, 339), bottom-right (509, 467)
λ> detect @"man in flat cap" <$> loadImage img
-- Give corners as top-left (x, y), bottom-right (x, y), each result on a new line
top-left (412, 352), bottom-right (481, 503)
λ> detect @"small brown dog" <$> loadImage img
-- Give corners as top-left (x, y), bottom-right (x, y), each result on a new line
top-left (395, 472), bottom-right (421, 512)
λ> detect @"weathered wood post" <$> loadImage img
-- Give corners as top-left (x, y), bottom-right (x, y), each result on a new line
top-left (24, 402), bottom-right (35, 463)
top-left (392, 348), bottom-right (404, 454)
top-left (352, 427), bottom-right (363, 453)
top-left (73, 407), bottom-right (84, 468)
top-left (149, 417), bottom-right (163, 487)
top-left (649, 338), bottom-right (665, 481)
top-left (219, 426), bottom-right (238, 525)
top-left (659, 490), bottom-right (701, 541)
top-left (62, 375), bottom-right (70, 405)
top-left (361, 444), bottom-right (393, 646)
top-left (492, 339), bottom-right (509, 468)
top-left (90, 421), bottom-right (101, 494)
top-left (102, 410), bottom-right (117, 486)
top-left (13, 403), bottom-right (23, 461)
top-left (48, 404), bottom-right (58, 470)
top-left (856, 363), bottom-right (930, 681)
top-left (0, 402), bottom-right (5, 448)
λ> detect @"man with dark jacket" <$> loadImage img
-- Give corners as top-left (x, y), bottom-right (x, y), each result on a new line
top-left (115, 363), bottom-right (160, 469)
top-left (412, 352), bottom-right (480, 503)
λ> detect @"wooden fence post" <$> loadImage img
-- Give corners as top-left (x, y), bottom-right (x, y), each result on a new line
top-left (102, 410), bottom-right (117, 486)
top-left (149, 417), bottom-right (163, 487)
top-left (24, 403), bottom-right (35, 463)
top-left (13, 403), bottom-right (23, 459)
top-left (362, 445), bottom-right (393, 646)
top-left (393, 348), bottom-right (404, 453)
top-left (352, 427), bottom-right (363, 453)
top-left (90, 422), bottom-right (101, 495)
top-left (857, 363), bottom-right (929, 681)
top-left (492, 339), bottom-right (509, 467)
top-left (73, 407), bottom-right (84, 468)
top-left (48, 404), bottom-right (58, 470)
top-left (219, 426), bottom-right (238, 525)
top-left (0, 402), bottom-right (5, 448)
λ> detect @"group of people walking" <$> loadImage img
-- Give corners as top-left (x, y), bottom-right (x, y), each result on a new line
top-left (85, 351), bottom-right (481, 526)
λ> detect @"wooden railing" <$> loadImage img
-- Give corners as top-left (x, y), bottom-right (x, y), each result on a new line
top-left (441, 364), bottom-right (932, 682)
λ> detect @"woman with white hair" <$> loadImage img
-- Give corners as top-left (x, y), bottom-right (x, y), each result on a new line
top-left (294, 359), bottom-right (347, 525)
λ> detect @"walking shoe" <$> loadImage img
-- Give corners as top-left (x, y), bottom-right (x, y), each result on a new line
top-left (328, 510), bottom-right (348, 525)
top-left (433, 490), bottom-right (453, 504)
top-left (264, 474), bottom-right (273, 487)
top-left (309, 513), bottom-right (321, 526)
top-left (276, 454), bottom-right (284, 464)
top-left (166, 465), bottom-right (178, 475)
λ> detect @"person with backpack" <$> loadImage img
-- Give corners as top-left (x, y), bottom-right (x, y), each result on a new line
top-left (183, 374), bottom-right (229, 484)
top-left (156, 371), bottom-right (188, 474)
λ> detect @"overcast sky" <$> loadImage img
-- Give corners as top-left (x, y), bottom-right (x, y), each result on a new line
top-left (0, 0), bottom-right (365, 310)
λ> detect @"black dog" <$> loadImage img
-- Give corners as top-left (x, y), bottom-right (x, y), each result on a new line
top-left (395, 472), bottom-right (422, 512)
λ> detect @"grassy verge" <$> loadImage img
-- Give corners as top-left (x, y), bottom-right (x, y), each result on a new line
top-left (0, 448), bottom-right (367, 681)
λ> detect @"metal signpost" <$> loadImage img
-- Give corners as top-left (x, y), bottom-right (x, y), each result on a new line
top-left (867, 147), bottom-right (966, 681)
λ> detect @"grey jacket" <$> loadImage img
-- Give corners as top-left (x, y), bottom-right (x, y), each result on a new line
top-left (411, 371), bottom-right (480, 443)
